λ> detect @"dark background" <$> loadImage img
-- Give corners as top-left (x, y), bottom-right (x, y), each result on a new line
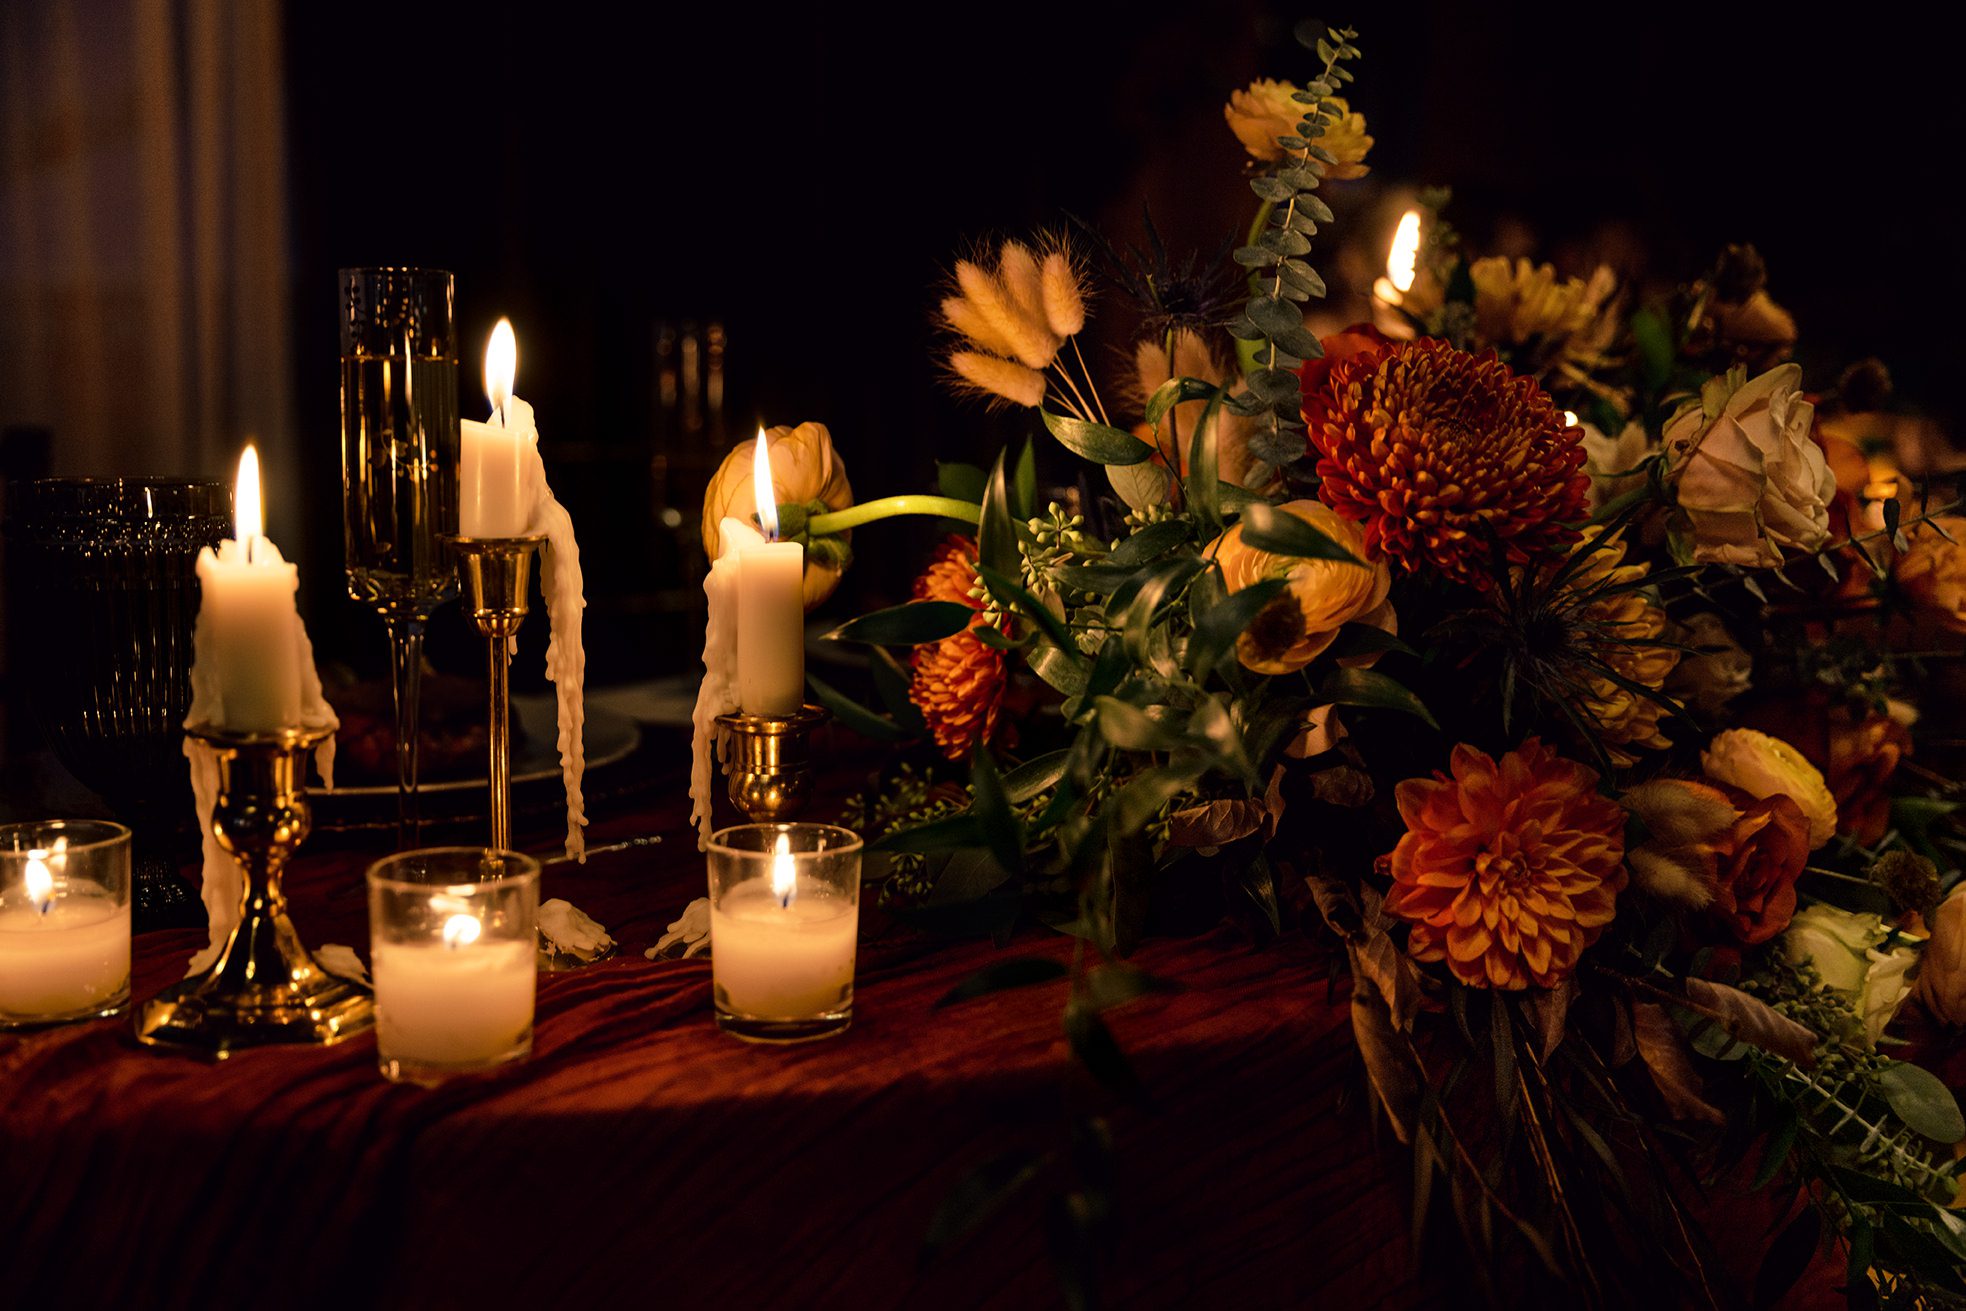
top-left (53, 0), bottom-right (1966, 698)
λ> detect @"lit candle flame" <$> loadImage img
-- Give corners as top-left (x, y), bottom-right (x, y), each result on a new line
top-left (441, 913), bottom-right (482, 949)
top-left (1386, 209), bottom-right (1422, 296)
top-left (752, 428), bottom-right (779, 540)
top-left (234, 444), bottom-right (263, 546)
top-left (485, 318), bottom-right (518, 423)
top-left (1563, 410), bottom-right (1579, 428)
top-left (769, 831), bottom-right (795, 908)
top-left (23, 851), bottom-right (53, 914)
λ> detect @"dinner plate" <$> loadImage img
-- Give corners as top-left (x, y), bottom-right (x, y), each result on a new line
top-left (321, 698), bottom-right (642, 798)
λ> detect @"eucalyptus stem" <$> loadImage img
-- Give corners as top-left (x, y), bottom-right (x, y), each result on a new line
top-left (805, 495), bottom-right (981, 536)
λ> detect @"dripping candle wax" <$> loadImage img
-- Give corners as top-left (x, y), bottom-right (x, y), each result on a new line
top-left (736, 430), bottom-right (805, 716)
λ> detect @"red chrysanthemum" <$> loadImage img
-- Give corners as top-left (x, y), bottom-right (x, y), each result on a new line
top-left (908, 536), bottom-right (1007, 760)
top-left (1384, 738), bottom-right (1627, 990)
top-left (1305, 337), bottom-right (1589, 589)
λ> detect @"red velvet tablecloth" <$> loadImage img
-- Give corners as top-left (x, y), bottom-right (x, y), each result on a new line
top-left (3, 733), bottom-right (1884, 1309)
top-left (0, 745), bottom-right (1434, 1310)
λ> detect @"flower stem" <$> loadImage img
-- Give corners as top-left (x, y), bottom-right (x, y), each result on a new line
top-left (806, 495), bottom-right (981, 536)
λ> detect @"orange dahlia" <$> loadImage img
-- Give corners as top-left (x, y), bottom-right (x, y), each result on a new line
top-left (908, 536), bottom-right (1007, 760)
top-left (1384, 738), bottom-right (1627, 989)
top-left (1306, 338), bottom-right (1589, 589)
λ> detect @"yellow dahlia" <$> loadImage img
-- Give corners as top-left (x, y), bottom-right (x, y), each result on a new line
top-left (1306, 338), bottom-right (1589, 588)
top-left (908, 537), bottom-right (1007, 760)
top-left (1541, 528), bottom-right (1681, 765)
top-left (1384, 738), bottom-right (1627, 990)
top-left (1468, 257), bottom-right (1617, 361)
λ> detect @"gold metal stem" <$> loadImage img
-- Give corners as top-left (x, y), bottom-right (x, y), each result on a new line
top-left (442, 533), bottom-right (546, 851)
top-left (136, 723), bottom-right (373, 1055)
top-left (715, 705), bottom-right (831, 822)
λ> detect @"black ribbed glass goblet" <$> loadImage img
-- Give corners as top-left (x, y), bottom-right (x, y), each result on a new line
top-left (5, 478), bottom-right (230, 928)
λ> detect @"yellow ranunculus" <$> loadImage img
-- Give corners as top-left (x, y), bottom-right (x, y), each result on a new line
top-left (700, 422), bottom-right (854, 610)
top-left (1702, 727), bottom-right (1838, 849)
top-left (1224, 82), bottom-right (1372, 178)
top-left (1468, 257), bottom-right (1616, 352)
top-left (1208, 500), bottom-right (1393, 675)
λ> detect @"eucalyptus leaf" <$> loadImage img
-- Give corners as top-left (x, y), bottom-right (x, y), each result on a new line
top-left (1040, 411), bottom-right (1155, 465)
top-left (1188, 576), bottom-right (1287, 677)
top-left (826, 600), bottom-right (974, 646)
top-left (1108, 519), bottom-right (1190, 568)
top-left (1002, 750), bottom-right (1071, 804)
top-left (971, 750), bottom-right (1024, 876)
top-left (1029, 640), bottom-right (1090, 696)
top-left (1092, 696), bottom-right (1183, 751)
top-left (1878, 1061), bottom-right (1966, 1143)
top-left (874, 813), bottom-right (985, 854)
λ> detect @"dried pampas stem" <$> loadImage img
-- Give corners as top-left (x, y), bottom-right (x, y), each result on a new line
top-left (941, 294), bottom-right (1019, 359)
top-left (1040, 248), bottom-right (1086, 337)
top-left (950, 351), bottom-right (1047, 409)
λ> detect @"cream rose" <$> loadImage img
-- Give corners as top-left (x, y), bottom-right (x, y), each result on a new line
top-left (700, 422), bottom-right (854, 610)
top-left (1914, 885), bottom-right (1966, 1027)
top-left (1784, 902), bottom-right (1923, 1045)
top-left (1702, 727), bottom-right (1837, 848)
top-left (1208, 501), bottom-right (1393, 675)
top-left (1663, 364), bottom-right (1833, 566)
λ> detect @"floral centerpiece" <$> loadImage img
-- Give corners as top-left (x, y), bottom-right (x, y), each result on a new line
top-left (724, 21), bottom-right (1966, 1305)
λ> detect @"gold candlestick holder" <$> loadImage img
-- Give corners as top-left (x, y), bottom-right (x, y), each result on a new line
top-left (714, 705), bottom-right (831, 822)
top-left (444, 533), bottom-right (547, 851)
top-left (136, 723), bottom-right (373, 1055)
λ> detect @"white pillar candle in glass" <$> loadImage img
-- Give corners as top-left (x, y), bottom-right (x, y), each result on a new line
top-left (0, 821), bottom-right (133, 1027)
top-left (737, 430), bottom-right (806, 716)
top-left (459, 318), bottom-right (532, 537)
top-left (368, 847), bottom-right (539, 1084)
top-left (707, 823), bottom-right (860, 1042)
top-left (194, 446), bottom-right (303, 732)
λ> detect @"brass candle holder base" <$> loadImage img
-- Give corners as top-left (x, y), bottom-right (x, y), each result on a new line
top-left (443, 533), bottom-right (547, 851)
top-left (136, 724), bottom-right (373, 1056)
top-left (715, 705), bottom-right (831, 822)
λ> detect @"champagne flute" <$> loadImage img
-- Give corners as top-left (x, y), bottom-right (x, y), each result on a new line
top-left (338, 268), bottom-right (459, 847)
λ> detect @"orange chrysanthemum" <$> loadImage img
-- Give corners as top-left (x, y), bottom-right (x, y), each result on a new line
top-left (1384, 738), bottom-right (1627, 990)
top-left (1306, 338), bottom-right (1589, 589)
top-left (908, 536), bottom-right (1007, 760)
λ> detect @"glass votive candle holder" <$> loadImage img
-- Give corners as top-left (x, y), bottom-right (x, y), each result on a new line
top-left (0, 820), bottom-right (133, 1028)
top-left (367, 847), bottom-right (539, 1084)
top-left (707, 823), bottom-right (861, 1043)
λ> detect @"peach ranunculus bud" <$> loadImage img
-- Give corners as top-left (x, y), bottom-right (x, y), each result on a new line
top-left (1661, 364), bottom-right (1834, 567)
top-left (1895, 515), bottom-right (1966, 633)
top-left (1914, 885), bottom-right (1966, 1027)
top-left (1207, 500), bottom-right (1393, 675)
top-left (1701, 727), bottom-right (1838, 849)
top-left (700, 422), bottom-right (855, 610)
top-left (1224, 81), bottom-right (1372, 177)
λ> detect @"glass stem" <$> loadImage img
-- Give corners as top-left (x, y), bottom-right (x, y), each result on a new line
top-left (383, 616), bottom-right (425, 848)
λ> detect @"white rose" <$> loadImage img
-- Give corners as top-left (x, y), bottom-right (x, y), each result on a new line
top-left (1784, 902), bottom-right (1882, 993)
top-left (1783, 902), bottom-right (1925, 1045)
top-left (1859, 939), bottom-right (1922, 1046)
top-left (1663, 364), bottom-right (1833, 567)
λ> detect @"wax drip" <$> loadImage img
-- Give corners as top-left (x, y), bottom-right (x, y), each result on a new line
top-left (690, 517), bottom-right (764, 849)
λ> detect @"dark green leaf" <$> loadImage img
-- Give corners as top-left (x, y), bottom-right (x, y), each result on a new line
top-left (805, 671), bottom-right (912, 743)
top-left (1632, 308), bottom-right (1674, 394)
top-left (1186, 388), bottom-right (1224, 528)
top-left (870, 647), bottom-right (927, 732)
top-left (975, 562), bottom-right (1075, 655)
top-left (1050, 562), bottom-right (1137, 593)
top-left (1086, 963), bottom-right (1179, 1011)
top-left (1040, 411), bottom-right (1155, 465)
top-left (826, 600), bottom-right (974, 646)
top-left (1029, 640), bottom-right (1090, 696)
top-left (1012, 438), bottom-right (1037, 521)
top-left (978, 452), bottom-right (1018, 579)
top-left (1325, 622), bottom-right (1416, 662)
top-left (1752, 1105), bottom-right (1800, 1189)
top-left (1188, 577), bottom-right (1287, 676)
top-left (1065, 1000), bottom-right (1149, 1105)
top-left (937, 461), bottom-right (987, 505)
top-left (971, 750), bottom-right (1023, 876)
top-left (1003, 750), bottom-right (1070, 804)
top-left (1092, 696), bottom-right (1183, 751)
top-left (936, 957), bottom-right (1069, 1009)
top-left (1320, 667), bottom-right (1439, 729)
top-left (1108, 519), bottom-right (1190, 568)
top-left (921, 1149), bottom-right (1046, 1262)
top-left (874, 814), bottom-right (985, 854)
top-left (1238, 501), bottom-right (1363, 564)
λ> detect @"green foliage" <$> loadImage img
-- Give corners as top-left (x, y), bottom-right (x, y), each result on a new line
top-left (1228, 24), bottom-right (1361, 469)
